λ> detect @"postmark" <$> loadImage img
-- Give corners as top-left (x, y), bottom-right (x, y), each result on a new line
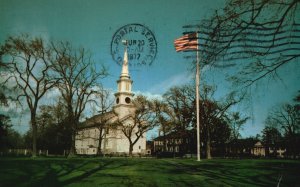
top-left (111, 23), bottom-right (157, 66)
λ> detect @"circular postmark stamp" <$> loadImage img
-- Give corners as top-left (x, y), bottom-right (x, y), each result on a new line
top-left (111, 23), bottom-right (157, 67)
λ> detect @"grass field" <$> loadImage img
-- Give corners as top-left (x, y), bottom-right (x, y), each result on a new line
top-left (0, 157), bottom-right (300, 187)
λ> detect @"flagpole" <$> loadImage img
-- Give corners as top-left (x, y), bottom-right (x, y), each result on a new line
top-left (174, 32), bottom-right (200, 161)
top-left (196, 32), bottom-right (201, 161)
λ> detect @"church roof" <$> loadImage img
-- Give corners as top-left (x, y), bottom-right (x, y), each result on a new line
top-left (118, 113), bottom-right (135, 123)
top-left (78, 111), bottom-right (119, 129)
top-left (78, 111), bottom-right (138, 130)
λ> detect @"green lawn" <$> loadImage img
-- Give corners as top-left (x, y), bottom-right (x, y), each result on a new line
top-left (0, 157), bottom-right (299, 187)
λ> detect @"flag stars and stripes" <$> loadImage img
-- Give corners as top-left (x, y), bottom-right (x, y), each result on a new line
top-left (174, 32), bottom-right (198, 52)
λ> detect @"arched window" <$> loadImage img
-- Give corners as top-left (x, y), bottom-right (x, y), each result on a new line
top-left (125, 97), bottom-right (131, 104)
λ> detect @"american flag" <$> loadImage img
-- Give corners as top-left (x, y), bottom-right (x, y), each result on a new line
top-left (174, 32), bottom-right (198, 52)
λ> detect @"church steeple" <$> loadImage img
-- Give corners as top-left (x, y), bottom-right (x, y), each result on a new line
top-left (114, 41), bottom-right (134, 107)
top-left (120, 46), bottom-right (129, 78)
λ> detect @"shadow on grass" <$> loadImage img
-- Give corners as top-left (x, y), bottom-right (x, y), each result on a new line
top-left (0, 158), bottom-right (113, 187)
top-left (0, 158), bottom-right (299, 187)
top-left (60, 160), bottom-right (116, 186)
top-left (159, 159), bottom-right (299, 187)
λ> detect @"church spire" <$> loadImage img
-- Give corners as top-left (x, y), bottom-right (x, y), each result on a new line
top-left (120, 44), bottom-right (129, 78)
top-left (114, 40), bottom-right (134, 107)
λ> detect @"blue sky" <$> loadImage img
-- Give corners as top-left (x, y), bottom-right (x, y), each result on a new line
top-left (1, 0), bottom-right (299, 138)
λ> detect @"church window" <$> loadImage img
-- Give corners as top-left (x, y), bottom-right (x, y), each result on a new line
top-left (125, 97), bottom-right (131, 104)
top-left (105, 141), bottom-right (110, 148)
top-left (116, 97), bottom-right (119, 104)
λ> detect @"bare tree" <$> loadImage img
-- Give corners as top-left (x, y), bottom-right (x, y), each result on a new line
top-left (0, 61), bottom-right (9, 106)
top-left (266, 104), bottom-right (299, 137)
top-left (163, 85), bottom-right (196, 132)
top-left (120, 95), bottom-right (158, 156)
top-left (184, 0), bottom-right (300, 87)
top-left (226, 111), bottom-right (249, 156)
top-left (35, 101), bottom-right (71, 154)
top-left (81, 111), bottom-right (115, 156)
top-left (163, 85), bottom-right (196, 155)
top-left (0, 35), bottom-right (57, 157)
top-left (200, 85), bottom-right (244, 159)
top-left (90, 88), bottom-right (114, 155)
top-left (228, 112), bottom-right (249, 141)
top-left (262, 126), bottom-right (282, 157)
top-left (51, 41), bottom-right (107, 157)
top-left (162, 84), bottom-right (243, 158)
top-left (152, 99), bottom-right (174, 152)
top-left (266, 102), bottom-right (299, 157)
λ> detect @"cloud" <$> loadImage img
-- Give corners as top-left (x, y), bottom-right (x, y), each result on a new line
top-left (11, 22), bottom-right (51, 44)
top-left (147, 72), bottom-right (194, 94)
top-left (0, 101), bottom-right (31, 134)
top-left (133, 91), bottom-right (163, 100)
top-left (44, 87), bottom-right (60, 99)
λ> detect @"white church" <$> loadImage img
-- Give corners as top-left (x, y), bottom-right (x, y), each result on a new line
top-left (75, 45), bottom-right (146, 155)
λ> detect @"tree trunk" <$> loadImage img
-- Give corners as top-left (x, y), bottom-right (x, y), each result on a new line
top-left (129, 143), bottom-right (133, 157)
top-left (66, 105), bottom-right (76, 157)
top-left (30, 109), bottom-right (38, 158)
top-left (32, 120), bottom-right (37, 157)
top-left (67, 112), bottom-right (77, 158)
top-left (68, 130), bottom-right (76, 157)
top-left (97, 128), bottom-right (103, 156)
top-left (97, 139), bottom-right (103, 156)
top-left (172, 139), bottom-right (176, 158)
top-left (265, 144), bottom-right (270, 158)
top-left (206, 129), bottom-right (212, 159)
